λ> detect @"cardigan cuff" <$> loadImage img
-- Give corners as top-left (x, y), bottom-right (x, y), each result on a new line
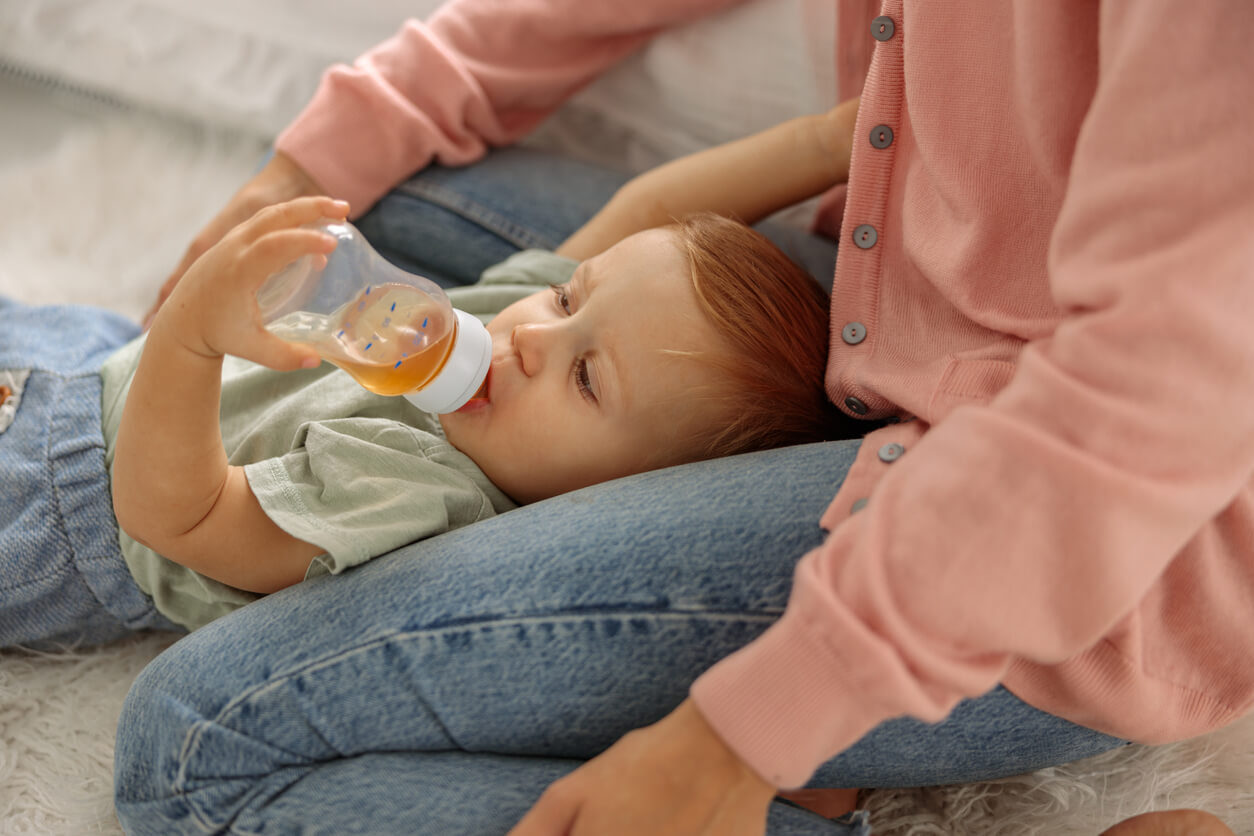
top-left (689, 579), bottom-right (897, 789)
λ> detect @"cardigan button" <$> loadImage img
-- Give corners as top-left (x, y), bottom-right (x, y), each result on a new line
top-left (870, 124), bottom-right (894, 148)
top-left (871, 16), bottom-right (896, 41)
top-left (878, 443), bottom-right (906, 463)
top-left (844, 396), bottom-right (869, 415)
top-left (853, 224), bottom-right (878, 249)
top-left (841, 322), bottom-right (867, 345)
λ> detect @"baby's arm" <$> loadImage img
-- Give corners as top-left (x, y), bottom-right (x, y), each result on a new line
top-left (112, 197), bottom-right (348, 594)
top-left (557, 97), bottom-right (860, 259)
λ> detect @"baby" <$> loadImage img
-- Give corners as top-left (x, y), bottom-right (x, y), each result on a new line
top-left (0, 199), bottom-right (852, 645)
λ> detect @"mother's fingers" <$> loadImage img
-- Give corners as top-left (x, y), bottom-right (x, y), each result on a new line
top-left (506, 783), bottom-right (579, 836)
top-left (1098, 810), bottom-right (1236, 836)
top-left (241, 196), bottom-right (350, 242)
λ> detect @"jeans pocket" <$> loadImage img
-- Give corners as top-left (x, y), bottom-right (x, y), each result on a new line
top-left (0, 368), bottom-right (30, 434)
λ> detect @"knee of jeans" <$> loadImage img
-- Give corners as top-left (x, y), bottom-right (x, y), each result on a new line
top-left (116, 653), bottom-right (259, 835)
top-left (114, 632), bottom-right (328, 834)
top-left (113, 660), bottom-right (199, 831)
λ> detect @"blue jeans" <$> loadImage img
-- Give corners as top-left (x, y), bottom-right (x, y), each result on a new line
top-left (353, 146), bottom-right (841, 291)
top-left (114, 149), bottom-right (1126, 836)
top-left (0, 300), bottom-right (181, 649)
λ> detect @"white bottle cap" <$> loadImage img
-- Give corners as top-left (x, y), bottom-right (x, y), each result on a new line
top-left (403, 309), bottom-right (492, 414)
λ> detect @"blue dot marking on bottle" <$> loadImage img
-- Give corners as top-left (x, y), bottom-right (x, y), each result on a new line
top-left (391, 302), bottom-right (396, 312)
top-left (394, 360), bottom-right (402, 369)
top-left (337, 330), bottom-right (345, 339)
top-left (365, 287), bottom-right (372, 295)
top-left (422, 318), bottom-right (428, 329)
top-left (365, 342), bottom-right (373, 351)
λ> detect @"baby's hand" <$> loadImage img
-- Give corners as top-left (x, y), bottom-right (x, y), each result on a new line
top-left (154, 196), bottom-right (349, 371)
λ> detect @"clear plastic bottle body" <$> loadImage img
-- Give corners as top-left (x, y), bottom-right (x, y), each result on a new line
top-left (256, 220), bottom-right (490, 412)
top-left (264, 279), bottom-right (457, 396)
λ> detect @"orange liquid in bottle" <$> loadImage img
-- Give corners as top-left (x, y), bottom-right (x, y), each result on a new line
top-left (332, 330), bottom-right (457, 396)
top-left (312, 283), bottom-right (457, 397)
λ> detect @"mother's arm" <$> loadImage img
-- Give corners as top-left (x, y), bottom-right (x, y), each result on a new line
top-left (143, 151), bottom-right (323, 327)
top-left (145, 0), bottom-right (751, 326)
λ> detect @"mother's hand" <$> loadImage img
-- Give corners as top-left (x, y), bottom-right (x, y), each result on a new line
top-left (143, 150), bottom-right (326, 328)
top-left (508, 699), bottom-right (776, 836)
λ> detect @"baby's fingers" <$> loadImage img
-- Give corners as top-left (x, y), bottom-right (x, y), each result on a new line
top-left (242, 196), bottom-right (350, 242)
top-left (244, 227), bottom-right (340, 287)
top-left (233, 327), bottom-right (323, 374)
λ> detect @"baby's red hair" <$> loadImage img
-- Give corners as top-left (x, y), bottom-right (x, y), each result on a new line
top-left (672, 212), bottom-right (863, 459)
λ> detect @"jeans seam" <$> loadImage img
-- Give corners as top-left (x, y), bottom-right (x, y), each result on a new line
top-left (209, 609), bottom-right (784, 729)
top-left (173, 610), bottom-right (784, 829)
top-left (175, 719), bottom-right (314, 834)
top-left (45, 374), bottom-right (76, 597)
top-left (394, 180), bottom-right (554, 250)
top-left (175, 721), bottom-right (229, 834)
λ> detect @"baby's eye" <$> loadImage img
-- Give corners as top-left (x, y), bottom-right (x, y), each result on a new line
top-left (572, 358), bottom-right (597, 404)
top-left (550, 283), bottom-right (572, 314)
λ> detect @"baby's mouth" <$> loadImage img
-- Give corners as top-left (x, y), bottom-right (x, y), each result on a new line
top-left (474, 364), bottom-right (491, 401)
top-left (454, 365), bottom-right (491, 413)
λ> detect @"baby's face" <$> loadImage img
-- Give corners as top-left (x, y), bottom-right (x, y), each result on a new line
top-left (439, 228), bottom-right (731, 504)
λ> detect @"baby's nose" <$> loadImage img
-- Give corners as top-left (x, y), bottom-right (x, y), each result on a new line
top-left (512, 322), bottom-right (552, 377)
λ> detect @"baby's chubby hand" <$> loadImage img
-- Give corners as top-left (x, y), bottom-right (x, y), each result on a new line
top-left (152, 196), bottom-right (350, 371)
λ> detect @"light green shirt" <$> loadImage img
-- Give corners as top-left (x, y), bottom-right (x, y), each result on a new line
top-left (100, 250), bottom-right (576, 630)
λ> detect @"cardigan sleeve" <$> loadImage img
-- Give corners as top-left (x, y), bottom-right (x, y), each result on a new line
top-left (692, 0), bottom-right (1254, 788)
top-left (275, 0), bottom-right (749, 213)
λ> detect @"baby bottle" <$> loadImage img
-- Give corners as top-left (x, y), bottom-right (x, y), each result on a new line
top-left (255, 220), bottom-right (491, 413)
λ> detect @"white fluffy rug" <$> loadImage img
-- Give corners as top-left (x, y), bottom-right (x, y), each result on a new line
top-left (0, 115), bottom-right (1251, 835)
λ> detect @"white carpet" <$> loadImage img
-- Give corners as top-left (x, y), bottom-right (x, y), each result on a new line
top-left (0, 115), bottom-right (1250, 835)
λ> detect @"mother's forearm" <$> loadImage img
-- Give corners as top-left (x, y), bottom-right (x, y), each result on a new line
top-left (111, 318), bottom-right (230, 553)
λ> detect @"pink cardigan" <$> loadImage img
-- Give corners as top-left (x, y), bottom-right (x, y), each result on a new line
top-left (277, 0), bottom-right (1254, 788)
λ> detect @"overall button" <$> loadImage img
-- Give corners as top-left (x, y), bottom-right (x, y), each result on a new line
top-left (878, 443), bottom-right (905, 462)
top-left (870, 124), bottom-right (894, 148)
top-left (853, 224), bottom-right (878, 249)
top-left (851, 498), bottom-right (869, 514)
top-left (872, 15), bottom-right (895, 41)
top-left (841, 322), bottom-right (867, 345)
top-left (844, 396), bottom-right (869, 415)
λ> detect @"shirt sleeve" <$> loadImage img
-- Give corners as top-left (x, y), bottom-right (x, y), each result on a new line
top-left (245, 417), bottom-right (507, 578)
top-left (691, 1), bottom-right (1254, 788)
top-left (274, 0), bottom-right (750, 212)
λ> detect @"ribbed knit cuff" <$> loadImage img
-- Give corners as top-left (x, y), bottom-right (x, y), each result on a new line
top-left (689, 592), bottom-right (892, 789)
top-left (275, 75), bottom-right (391, 216)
